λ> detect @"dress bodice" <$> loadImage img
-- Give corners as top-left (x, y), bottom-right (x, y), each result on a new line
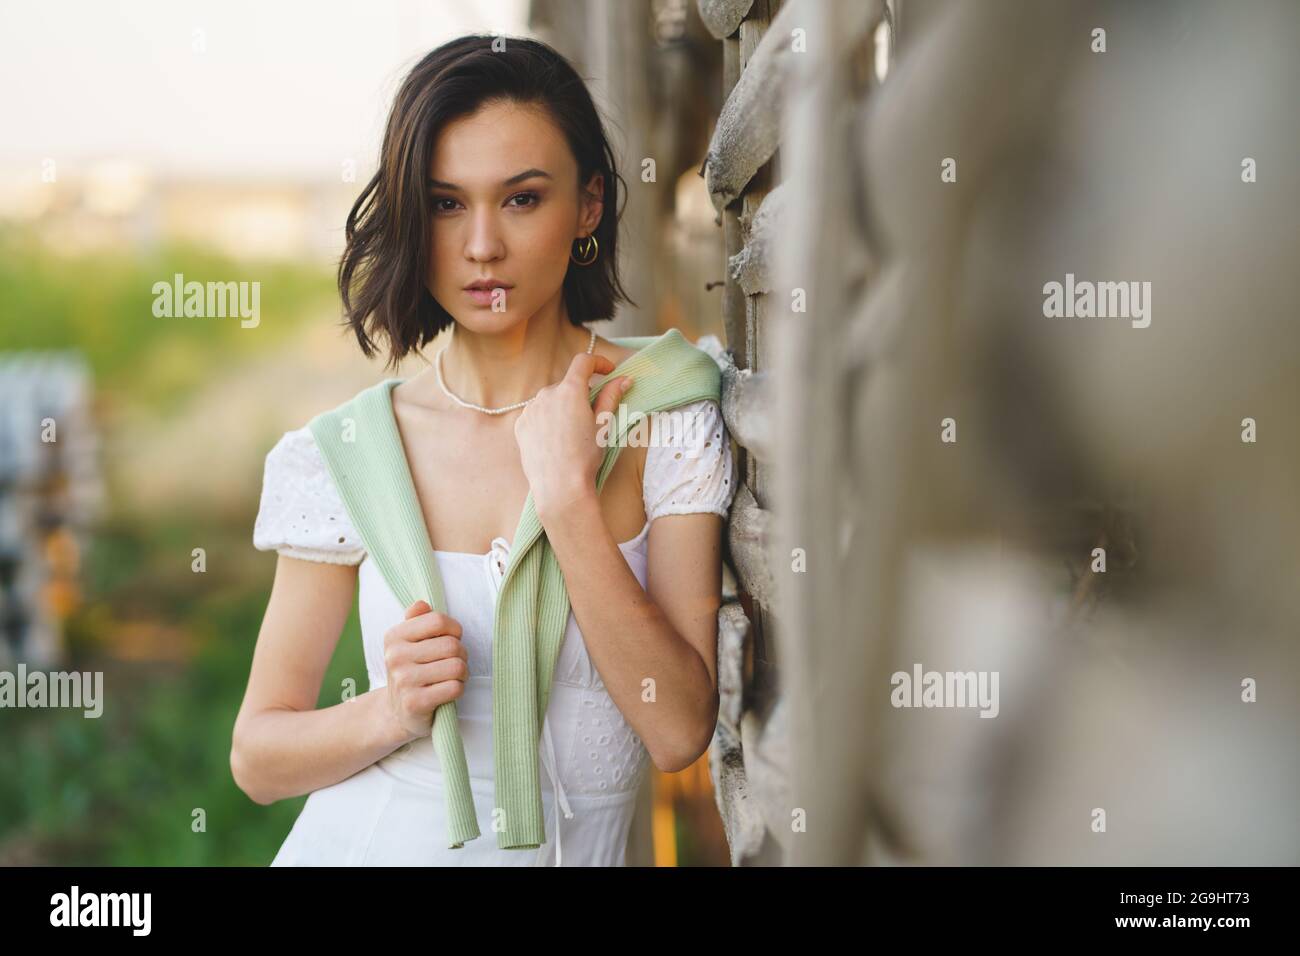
top-left (254, 395), bottom-right (735, 865)
top-left (356, 519), bottom-right (656, 864)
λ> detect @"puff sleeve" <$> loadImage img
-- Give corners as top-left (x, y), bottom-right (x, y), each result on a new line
top-left (252, 426), bottom-right (367, 565)
top-left (643, 398), bottom-right (737, 521)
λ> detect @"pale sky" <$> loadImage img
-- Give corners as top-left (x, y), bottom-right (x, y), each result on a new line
top-left (0, 0), bottom-right (531, 179)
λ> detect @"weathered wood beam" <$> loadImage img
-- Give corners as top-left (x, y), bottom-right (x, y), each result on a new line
top-left (722, 365), bottom-right (774, 465)
top-left (716, 600), bottom-right (751, 731)
top-left (728, 482), bottom-right (776, 610)
top-left (703, 0), bottom-right (883, 212)
top-left (697, 0), bottom-right (756, 39)
top-left (728, 181), bottom-right (786, 295)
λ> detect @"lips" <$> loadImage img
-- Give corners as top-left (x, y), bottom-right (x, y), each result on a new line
top-left (464, 284), bottom-right (512, 306)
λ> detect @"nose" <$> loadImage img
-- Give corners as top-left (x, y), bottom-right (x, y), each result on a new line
top-left (464, 206), bottom-right (505, 263)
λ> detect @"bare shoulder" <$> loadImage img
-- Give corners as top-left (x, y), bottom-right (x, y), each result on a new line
top-left (390, 366), bottom-right (455, 416)
top-left (594, 335), bottom-right (638, 368)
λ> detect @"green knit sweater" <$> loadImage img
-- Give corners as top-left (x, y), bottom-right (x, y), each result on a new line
top-left (307, 328), bottom-right (722, 850)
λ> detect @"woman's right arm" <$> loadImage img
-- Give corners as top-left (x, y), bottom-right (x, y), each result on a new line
top-left (229, 553), bottom-right (415, 805)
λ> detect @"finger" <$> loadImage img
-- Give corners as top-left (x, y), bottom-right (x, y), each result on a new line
top-left (392, 608), bottom-right (462, 642)
top-left (387, 633), bottom-right (466, 675)
top-left (411, 612), bottom-right (462, 641)
top-left (411, 680), bottom-right (463, 712)
top-left (564, 351), bottom-right (615, 388)
top-left (408, 633), bottom-right (469, 665)
top-left (405, 600), bottom-right (430, 620)
top-left (592, 374), bottom-right (632, 423)
top-left (408, 656), bottom-right (469, 687)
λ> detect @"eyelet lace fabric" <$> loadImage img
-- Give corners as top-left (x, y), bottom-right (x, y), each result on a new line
top-left (252, 427), bottom-right (366, 564)
top-left (255, 398), bottom-right (736, 865)
top-left (644, 398), bottom-right (734, 521)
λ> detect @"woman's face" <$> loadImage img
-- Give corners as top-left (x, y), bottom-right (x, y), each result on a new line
top-left (425, 99), bottom-right (603, 333)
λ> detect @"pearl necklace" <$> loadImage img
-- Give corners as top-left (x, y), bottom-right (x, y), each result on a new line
top-left (435, 326), bottom-right (596, 416)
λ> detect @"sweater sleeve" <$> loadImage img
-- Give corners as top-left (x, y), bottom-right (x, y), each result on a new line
top-left (643, 398), bottom-right (736, 521)
top-left (252, 426), bottom-right (367, 565)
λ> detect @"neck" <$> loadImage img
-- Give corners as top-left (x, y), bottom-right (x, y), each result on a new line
top-left (436, 305), bottom-right (592, 411)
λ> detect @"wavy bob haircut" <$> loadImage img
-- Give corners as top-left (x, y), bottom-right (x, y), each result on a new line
top-left (338, 34), bottom-right (636, 369)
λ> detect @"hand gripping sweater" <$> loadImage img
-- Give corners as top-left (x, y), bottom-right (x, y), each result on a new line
top-left (307, 328), bottom-right (723, 850)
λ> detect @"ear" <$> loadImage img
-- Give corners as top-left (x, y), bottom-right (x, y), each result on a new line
top-left (579, 172), bottom-right (604, 235)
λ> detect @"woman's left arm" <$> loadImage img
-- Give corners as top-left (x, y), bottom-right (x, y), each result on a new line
top-left (516, 351), bottom-right (723, 773)
top-left (540, 494), bottom-right (721, 773)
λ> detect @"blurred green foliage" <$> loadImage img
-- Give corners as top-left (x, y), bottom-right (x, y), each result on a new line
top-left (0, 522), bottom-right (368, 865)
top-left (0, 230), bottom-right (362, 864)
top-left (0, 225), bottom-right (337, 412)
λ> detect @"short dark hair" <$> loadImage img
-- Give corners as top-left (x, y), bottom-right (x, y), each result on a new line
top-left (338, 34), bottom-right (636, 369)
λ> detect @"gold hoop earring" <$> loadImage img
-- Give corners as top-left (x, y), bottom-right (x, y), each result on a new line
top-left (570, 234), bottom-right (598, 266)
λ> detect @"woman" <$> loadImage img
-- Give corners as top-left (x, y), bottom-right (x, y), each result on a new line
top-left (230, 35), bottom-right (736, 866)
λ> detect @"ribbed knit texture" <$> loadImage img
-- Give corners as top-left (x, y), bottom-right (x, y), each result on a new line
top-left (307, 328), bottom-right (722, 850)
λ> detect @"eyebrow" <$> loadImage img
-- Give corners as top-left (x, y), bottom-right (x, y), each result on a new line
top-left (427, 168), bottom-right (553, 192)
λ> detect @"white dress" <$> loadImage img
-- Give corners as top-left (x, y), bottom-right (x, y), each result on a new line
top-left (252, 397), bottom-right (736, 866)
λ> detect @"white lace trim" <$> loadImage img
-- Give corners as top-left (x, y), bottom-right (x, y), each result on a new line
top-left (276, 545), bottom-right (368, 565)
